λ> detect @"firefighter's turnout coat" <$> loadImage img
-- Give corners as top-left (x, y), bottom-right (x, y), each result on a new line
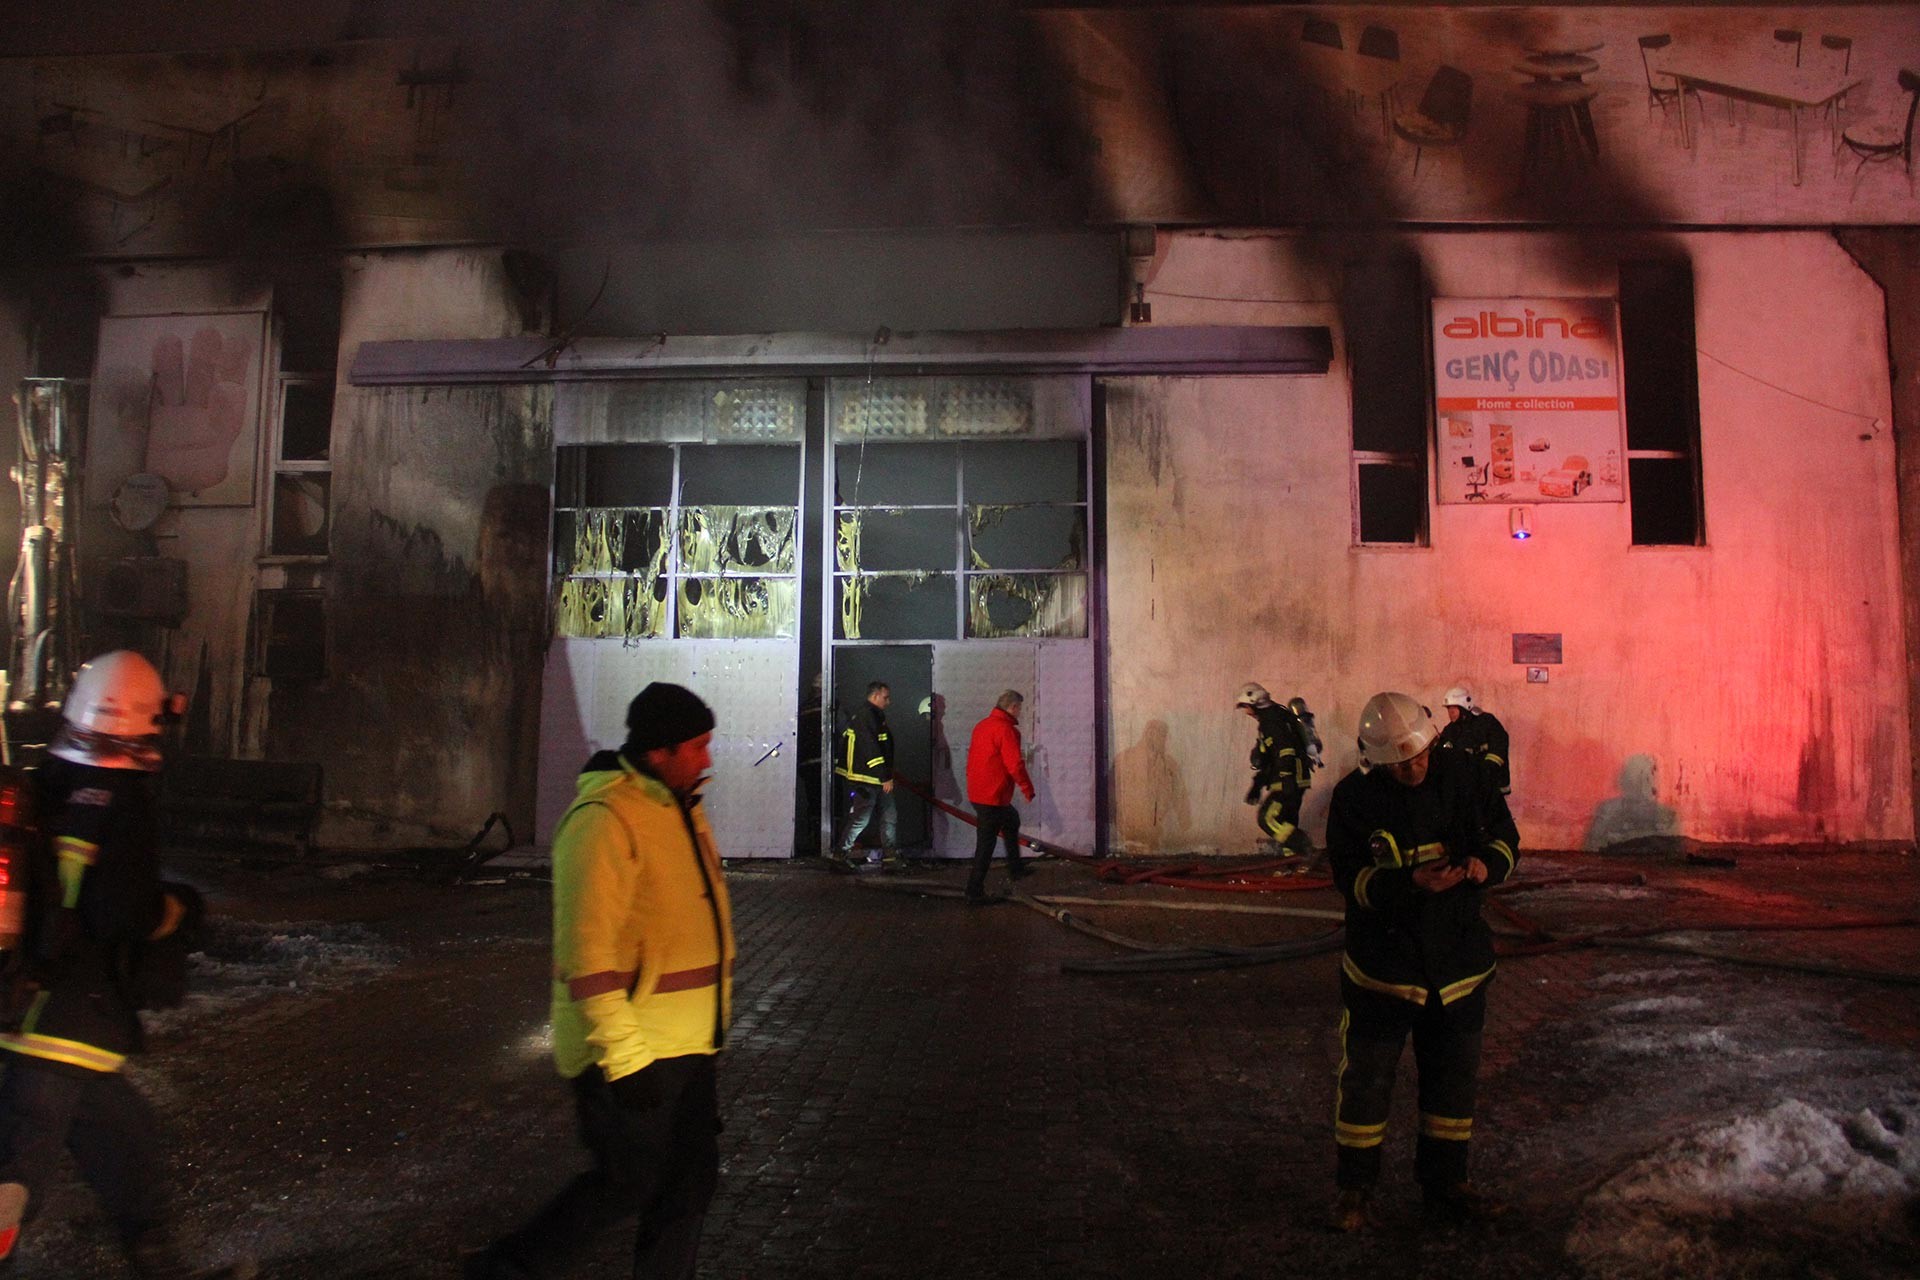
top-left (1250, 702), bottom-right (1311, 796)
top-left (549, 753), bottom-right (735, 1083)
top-left (0, 758), bottom-right (186, 1074)
top-left (835, 703), bottom-right (893, 789)
top-left (1435, 709), bottom-right (1512, 796)
top-left (1325, 749), bottom-right (1519, 1007)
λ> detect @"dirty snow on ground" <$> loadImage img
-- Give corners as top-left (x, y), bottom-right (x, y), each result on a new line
top-left (1569, 1098), bottom-right (1920, 1280)
top-left (1559, 960), bottom-right (1920, 1279)
top-left (142, 917), bottom-right (401, 1034)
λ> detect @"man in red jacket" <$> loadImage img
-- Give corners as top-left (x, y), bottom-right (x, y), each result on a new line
top-left (963, 690), bottom-right (1037, 904)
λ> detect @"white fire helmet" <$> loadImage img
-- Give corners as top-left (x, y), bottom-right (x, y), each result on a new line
top-left (1443, 684), bottom-right (1475, 712)
top-left (1235, 682), bottom-right (1272, 709)
top-left (50, 651), bottom-right (173, 771)
top-left (1356, 692), bottom-right (1438, 768)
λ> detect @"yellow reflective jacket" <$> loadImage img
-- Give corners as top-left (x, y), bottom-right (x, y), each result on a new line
top-left (549, 756), bottom-right (735, 1082)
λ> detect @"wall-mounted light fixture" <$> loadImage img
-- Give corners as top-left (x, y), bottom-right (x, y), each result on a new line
top-left (1509, 506), bottom-right (1533, 540)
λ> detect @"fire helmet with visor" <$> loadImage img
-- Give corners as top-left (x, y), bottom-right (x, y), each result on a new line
top-left (1356, 692), bottom-right (1439, 769)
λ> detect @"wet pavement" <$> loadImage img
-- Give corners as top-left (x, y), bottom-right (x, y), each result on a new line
top-left (7, 846), bottom-right (1918, 1279)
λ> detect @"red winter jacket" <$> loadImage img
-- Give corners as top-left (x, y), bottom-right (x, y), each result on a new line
top-left (966, 707), bottom-right (1035, 806)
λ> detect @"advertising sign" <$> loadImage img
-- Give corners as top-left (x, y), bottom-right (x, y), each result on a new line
top-left (1431, 298), bottom-right (1625, 505)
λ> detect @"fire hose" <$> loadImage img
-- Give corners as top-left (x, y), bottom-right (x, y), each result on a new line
top-left (892, 777), bottom-right (1332, 893)
top-left (871, 787), bottom-right (1920, 983)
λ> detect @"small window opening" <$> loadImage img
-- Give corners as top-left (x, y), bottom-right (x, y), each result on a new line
top-left (1619, 260), bottom-right (1704, 546)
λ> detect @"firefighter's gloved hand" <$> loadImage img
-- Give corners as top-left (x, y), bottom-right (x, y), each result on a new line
top-left (1244, 781), bottom-right (1262, 806)
top-left (606, 1067), bottom-right (663, 1111)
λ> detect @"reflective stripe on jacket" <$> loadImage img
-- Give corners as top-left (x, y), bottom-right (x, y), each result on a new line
top-left (1251, 702), bottom-right (1311, 792)
top-left (549, 756), bottom-right (736, 1082)
top-left (834, 704), bottom-right (892, 787)
top-left (1326, 750), bottom-right (1519, 1006)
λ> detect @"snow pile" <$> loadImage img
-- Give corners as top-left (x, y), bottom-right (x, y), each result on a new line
top-left (144, 918), bottom-right (400, 1033)
top-left (1568, 1098), bottom-right (1920, 1279)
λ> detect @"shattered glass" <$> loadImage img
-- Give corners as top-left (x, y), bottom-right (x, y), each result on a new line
top-left (836, 573), bottom-right (956, 640)
top-left (967, 505), bottom-right (1083, 571)
top-left (965, 574), bottom-right (1088, 639)
top-left (676, 576), bottom-right (797, 640)
top-left (554, 509), bottom-right (668, 577)
top-left (553, 576), bottom-right (668, 640)
top-left (679, 507), bottom-right (796, 575)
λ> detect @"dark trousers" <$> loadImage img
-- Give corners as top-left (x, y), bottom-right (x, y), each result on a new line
top-left (490, 1054), bottom-right (721, 1280)
top-left (1334, 977), bottom-right (1488, 1192)
top-left (966, 803), bottom-right (1023, 896)
top-left (0, 1056), bottom-right (170, 1250)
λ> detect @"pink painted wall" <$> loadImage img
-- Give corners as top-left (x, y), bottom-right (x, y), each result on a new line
top-left (1105, 229), bottom-right (1911, 852)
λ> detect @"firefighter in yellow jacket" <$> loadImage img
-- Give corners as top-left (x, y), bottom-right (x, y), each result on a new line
top-left (469, 682), bottom-right (734, 1280)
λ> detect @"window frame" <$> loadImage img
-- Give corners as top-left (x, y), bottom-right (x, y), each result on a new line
top-left (262, 372), bottom-right (335, 563)
top-left (552, 441), bottom-right (803, 641)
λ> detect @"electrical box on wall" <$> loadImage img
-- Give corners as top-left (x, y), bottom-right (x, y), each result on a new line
top-left (97, 557), bottom-right (188, 627)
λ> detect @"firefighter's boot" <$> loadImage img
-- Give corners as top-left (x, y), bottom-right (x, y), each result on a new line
top-left (1329, 1188), bottom-right (1373, 1234)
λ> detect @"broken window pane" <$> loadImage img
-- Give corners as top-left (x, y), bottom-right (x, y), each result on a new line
top-left (280, 382), bottom-right (333, 461)
top-left (257, 590), bottom-right (326, 679)
top-left (557, 444), bottom-right (674, 509)
top-left (962, 440), bottom-right (1084, 504)
top-left (554, 576), bottom-right (668, 640)
top-left (676, 576), bottom-right (797, 639)
top-left (833, 443), bottom-right (956, 506)
top-left (680, 506), bottom-right (796, 574)
top-left (270, 472), bottom-right (330, 556)
top-left (835, 509), bottom-right (956, 573)
top-left (835, 573), bottom-right (956, 640)
top-left (967, 505), bottom-right (1084, 571)
top-left (1356, 461), bottom-right (1426, 545)
top-left (966, 574), bottom-right (1088, 638)
top-left (679, 444), bottom-right (799, 505)
top-left (556, 509), bottom-right (668, 577)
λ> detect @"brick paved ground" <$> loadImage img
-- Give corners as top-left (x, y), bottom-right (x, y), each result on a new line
top-left (5, 847), bottom-right (1917, 1278)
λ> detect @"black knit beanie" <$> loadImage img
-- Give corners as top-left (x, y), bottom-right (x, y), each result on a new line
top-left (623, 682), bottom-right (716, 756)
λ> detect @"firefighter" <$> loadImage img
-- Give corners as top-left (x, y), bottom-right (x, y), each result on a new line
top-left (1326, 692), bottom-right (1519, 1233)
top-left (1435, 684), bottom-right (1511, 796)
top-left (832, 681), bottom-right (898, 871)
top-left (0, 652), bottom-right (252, 1279)
top-left (1234, 683), bottom-right (1313, 858)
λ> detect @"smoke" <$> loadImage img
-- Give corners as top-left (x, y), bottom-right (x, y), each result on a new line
top-left (425, 0), bottom-right (1090, 241)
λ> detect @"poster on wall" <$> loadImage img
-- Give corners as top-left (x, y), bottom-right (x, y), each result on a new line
top-left (1431, 298), bottom-right (1624, 506)
top-left (88, 311), bottom-right (267, 508)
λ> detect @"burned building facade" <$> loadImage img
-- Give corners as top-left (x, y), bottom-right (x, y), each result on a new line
top-left (0, 2), bottom-right (1915, 856)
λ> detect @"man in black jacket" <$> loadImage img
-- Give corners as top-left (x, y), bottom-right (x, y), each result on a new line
top-left (1325, 692), bottom-right (1519, 1234)
top-left (832, 682), bottom-right (898, 871)
top-left (0, 651), bottom-right (248, 1279)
